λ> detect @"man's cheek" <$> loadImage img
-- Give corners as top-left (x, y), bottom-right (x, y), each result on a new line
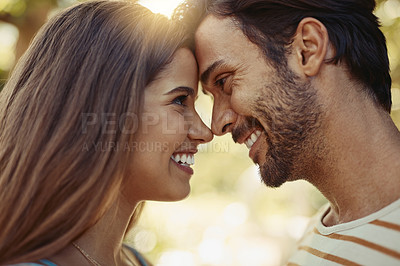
top-left (231, 92), bottom-right (254, 116)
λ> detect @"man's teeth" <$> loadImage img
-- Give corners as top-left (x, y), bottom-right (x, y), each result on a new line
top-left (171, 153), bottom-right (195, 165)
top-left (245, 130), bottom-right (262, 149)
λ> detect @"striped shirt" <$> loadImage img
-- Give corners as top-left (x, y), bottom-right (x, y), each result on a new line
top-left (287, 198), bottom-right (400, 266)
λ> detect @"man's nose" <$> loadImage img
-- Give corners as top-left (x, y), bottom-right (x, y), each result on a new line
top-left (211, 99), bottom-right (238, 136)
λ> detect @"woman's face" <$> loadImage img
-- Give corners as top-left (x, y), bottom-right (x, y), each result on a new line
top-left (123, 48), bottom-right (213, 202)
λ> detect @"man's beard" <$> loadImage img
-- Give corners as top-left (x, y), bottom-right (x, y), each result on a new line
top-left (248, 70), bottom-right (322, 188)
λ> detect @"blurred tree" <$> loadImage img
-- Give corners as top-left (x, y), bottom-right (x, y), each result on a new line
top-left (0, 0), bottom-right (58, 60)
top-left (0, 0), bottom-right (60, 89)
top-left (376, 0), bottom-right (400, 88)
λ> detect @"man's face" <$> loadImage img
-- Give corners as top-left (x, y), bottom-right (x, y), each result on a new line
top-left (195, 15), bottom-right (323, 187)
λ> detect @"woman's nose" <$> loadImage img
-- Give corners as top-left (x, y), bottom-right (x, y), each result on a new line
top-left (188, 112), bottom-right (213, 144)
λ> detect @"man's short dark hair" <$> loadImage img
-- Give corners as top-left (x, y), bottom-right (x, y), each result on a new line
top-left (174, 0), bottom-right (392, 112)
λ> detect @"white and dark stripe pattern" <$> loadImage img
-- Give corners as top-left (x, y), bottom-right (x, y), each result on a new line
top-left (287, 199), bottom-right (400, 266)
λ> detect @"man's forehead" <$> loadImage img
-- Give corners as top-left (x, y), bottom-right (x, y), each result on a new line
top-left (195, 14), bottom-right (237, 39)
top-left (195, 15), bottom-right (240, 81)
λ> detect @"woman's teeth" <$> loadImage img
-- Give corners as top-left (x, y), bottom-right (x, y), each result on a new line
top-left (245, 130), bottom-right (262, 149)
top-left (171, 153), bottom-right (195, 166)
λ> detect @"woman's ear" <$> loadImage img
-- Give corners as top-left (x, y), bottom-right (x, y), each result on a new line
top-left (292, 17), bottom-right (329, 77)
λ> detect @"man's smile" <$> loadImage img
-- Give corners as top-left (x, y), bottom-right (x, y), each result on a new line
top-left (244, 129), bottom-right (262, 149)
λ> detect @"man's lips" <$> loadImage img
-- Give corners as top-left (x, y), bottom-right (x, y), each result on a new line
top-left (244, 130), bottom-right (262, 149)
top-left (236, 129), bottom-right (262, 146)
top-left (231, 116), bottom-right (266, 164)
top-left (235, 129), bottom-right (264, 163)
top-left (248, 131), bottom-right (264, 163)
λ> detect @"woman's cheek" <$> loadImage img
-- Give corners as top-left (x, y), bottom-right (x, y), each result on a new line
top-left (162, 110), bottom-right (187, 138)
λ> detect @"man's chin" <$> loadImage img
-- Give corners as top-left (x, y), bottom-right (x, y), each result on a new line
top-left (258, 160), bottom-right (291, 188)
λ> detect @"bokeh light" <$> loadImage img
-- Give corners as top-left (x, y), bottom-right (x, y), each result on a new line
top-left (0, 22), bottom-right (18, 71)
top-left (138, 0), bottom-right (184, 18)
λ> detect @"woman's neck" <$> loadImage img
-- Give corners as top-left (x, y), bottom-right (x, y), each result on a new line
top-left (50, 196), bottom-right (140, 265)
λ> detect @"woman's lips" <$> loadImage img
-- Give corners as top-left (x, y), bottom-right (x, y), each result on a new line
top-left (170, 152), bottom-right (195, 175)
top-left (170, 157), bottom-right (194, 175)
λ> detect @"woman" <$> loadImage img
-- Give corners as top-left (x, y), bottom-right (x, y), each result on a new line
top-left (0, 0), bottom-right (212, 265)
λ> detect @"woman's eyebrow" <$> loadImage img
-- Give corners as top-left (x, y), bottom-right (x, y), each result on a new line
top-left (163, 86), bottom-right (195, 96)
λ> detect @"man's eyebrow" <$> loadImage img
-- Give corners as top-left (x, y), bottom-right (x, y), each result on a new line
top-left (163, 86), bottom-right (195, 96)
top-left (200, 60), bottom-right (224, 85)
top-left (202, 87), bottom-right (210, 96)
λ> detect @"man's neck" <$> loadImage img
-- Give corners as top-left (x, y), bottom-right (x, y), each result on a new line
top-left (309, 94), bottom-right (400, 226)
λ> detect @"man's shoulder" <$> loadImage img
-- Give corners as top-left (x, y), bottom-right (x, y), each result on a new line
top-left (287, 199), bottom-right (400, 265)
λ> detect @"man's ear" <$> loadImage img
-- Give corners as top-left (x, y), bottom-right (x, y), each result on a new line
top-left (292, 17), bottom-right (329, 77)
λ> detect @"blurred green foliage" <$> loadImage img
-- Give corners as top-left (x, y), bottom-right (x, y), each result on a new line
top-left (0, 0), bottom-right (61, 90)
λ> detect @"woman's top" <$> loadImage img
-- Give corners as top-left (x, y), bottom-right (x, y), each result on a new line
top-left (125, 245), bottom-right (149, 266)
top-left (10, 261), bottom-right (56, 266)
top-left (10, 245), bottom-right (149, 266)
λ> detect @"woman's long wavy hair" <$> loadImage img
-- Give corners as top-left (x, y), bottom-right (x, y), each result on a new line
top-left (0, 0), bottom-right (187, 263)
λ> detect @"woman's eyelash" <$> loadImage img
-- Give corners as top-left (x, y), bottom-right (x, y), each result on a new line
top-left (172, 95), bottom-right (188, 106)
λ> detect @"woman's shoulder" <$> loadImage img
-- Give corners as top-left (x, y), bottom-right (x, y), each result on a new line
top-left (10, 248), bottom-right (147, 266)
top-left (10, 260), bottom-right (57, 266)
top-left (124, 244), bottom-right (151, 266)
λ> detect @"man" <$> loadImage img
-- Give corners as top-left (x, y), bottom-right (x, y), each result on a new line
top-left (174, 0), bottom-right (400, 265)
